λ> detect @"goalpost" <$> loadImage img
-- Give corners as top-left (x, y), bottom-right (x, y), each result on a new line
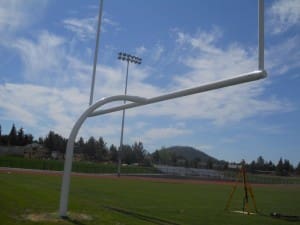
top-left (59, 0), bottom-right (266, 217)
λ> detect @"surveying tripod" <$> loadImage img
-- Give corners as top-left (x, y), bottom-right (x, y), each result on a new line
top-left (225, 164), bottom-right (258, 214)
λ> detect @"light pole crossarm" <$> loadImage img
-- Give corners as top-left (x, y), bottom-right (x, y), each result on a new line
top-left (89, 70), bottom-right (267, 118)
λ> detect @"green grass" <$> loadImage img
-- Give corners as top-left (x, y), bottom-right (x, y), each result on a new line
top-left (0, 156), bottom-right (159, 174)
top-left (0, 172), bottom-right (299, 225)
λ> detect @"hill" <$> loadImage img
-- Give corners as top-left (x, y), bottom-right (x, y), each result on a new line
top-left (153, 146), bottom-right (219, 165)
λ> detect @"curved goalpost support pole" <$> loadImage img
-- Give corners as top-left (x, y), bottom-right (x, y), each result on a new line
top-left (59, 96), bottom-right (147, 217)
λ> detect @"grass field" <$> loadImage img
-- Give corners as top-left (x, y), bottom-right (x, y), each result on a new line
top-left (0, 171), bottom-right (299, 225)
top-left (0, 156), bottom-right (159, 174)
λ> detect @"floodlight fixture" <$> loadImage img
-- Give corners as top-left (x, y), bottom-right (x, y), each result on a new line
top-left (118, 52), bottom-right (142, 64)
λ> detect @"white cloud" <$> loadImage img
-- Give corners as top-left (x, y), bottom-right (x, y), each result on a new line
top-left (152, 44), bottom-right (165, 61)
top-left (176, 27), bottom-right (222, 54)
top-left (103, 17), bottom-right (120, 28)
top-left (63, 14), bottom-right (120, 41)
top-left (0, 82), bottom-right (125, 138)
top-left (11, 31), bottom-right (97, 89)
top-left (195, 145), bottom-right (213, 151)
top-left (129, 28), bottom-right (293, 125)
top-left (7, 23), bottom-right (295, 134)
top-left (135, 46), bottom-right (147, 56)
top-left (0, 0), bottom-right (48, 33)
top-left (268, 0), bottom-right (300, 34)
top-left (266, 35), bottom-right (300, 75)
top-left (63, 17), bottom-right (96, 41)
top-left (12, 31), bottom-right (67, 83)
top-left (141, 127), bottom-right (191, 142)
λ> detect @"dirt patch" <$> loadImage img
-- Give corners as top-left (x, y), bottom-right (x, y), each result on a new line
top-left (23, 212), bottom-right (92, 222)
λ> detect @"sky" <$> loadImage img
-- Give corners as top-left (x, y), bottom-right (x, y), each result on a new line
top-left (0, 0), bottom-right (299, 165)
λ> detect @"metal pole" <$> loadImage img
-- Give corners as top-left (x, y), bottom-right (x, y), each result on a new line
top-left (258, 0), bottom-right (264, 71)
top-left (89, 0), bottom-right (104, 106)
top-left (118, 61), bottom-right (130, 176)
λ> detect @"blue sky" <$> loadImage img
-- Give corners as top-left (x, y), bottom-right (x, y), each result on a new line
top-left (0, 0), bottom-right (299, 165)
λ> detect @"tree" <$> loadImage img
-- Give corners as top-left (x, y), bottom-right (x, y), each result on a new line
top-left (24, 134), bottom-right (34, 146)
top-left (266, 160), bottom-right (276, 171)
top-left (276, 158), bottom-right (284, 176)
top-left (84, 137), bottom-right (97, 160)
top-left (120, 144), bottom-right (134, 164)
top-left (96, 137), bottom-right (108, 161)
top-left (74, 137), bottom-right (85, 153)
top-left (78, 137), bottom-right (85, 147)
top-left (17, 128), bottom-right (25, 146)
top-left (44, 131), bottom-right (55, 151)
top-left (143, 153), bottom-right (152, 167)
top-left (8, 124), bottom-right (17, 145)
top-left (38, 137), bottom-right (44, 145)
top-left (43, 131), bottom-right (66, 153)
top-left (132, 141), bottom-right (146, 164)
top-left (256, 156), bottom-right (264, 170)
top-left (249, 160), bottom-right (256, 173)
top-left (109, 144), bottom-right (118, 162)
top-left (152, 150), bottom-right (160, 164)
top-left (296, 162), bottom-right (300, 175)
top-left (283, 159), bottom-right (293, 174)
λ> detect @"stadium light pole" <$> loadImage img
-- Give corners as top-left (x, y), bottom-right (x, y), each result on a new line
top-left (117, 52), bottom-right (142, 176)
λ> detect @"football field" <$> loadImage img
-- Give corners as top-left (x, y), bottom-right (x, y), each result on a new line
top-left (0, 170), bottom-right (299, 225)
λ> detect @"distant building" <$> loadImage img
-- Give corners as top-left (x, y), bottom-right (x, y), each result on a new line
top-left (24, 143), bottom-right (48, 159)
top-left (228, 163), bottom-right (241, 169)
top-left (155, 165), bottom-right (223, 179)
top-left (0, 146), bottom-right (24, 156)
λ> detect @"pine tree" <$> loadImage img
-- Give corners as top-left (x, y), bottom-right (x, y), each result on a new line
top-left (8, 124), bottom-right (17, 145)
top-left (109, 144), bottom-right (118, 162)
top-left (296, 162), bottom-right (300, 175)
top-left (24, 134), bottom-right (34, 145)
top-left (17, 128), bottom-right (25, 146)
top-left (276, 158), bottom-right (284, 176)
top-left (152, 150), bottom-right (160, 164)
top-left (85, 136), bottom-right (97, 160)
top-left (96, 137), bottom-right (108, 161)
top-left (132, 141), bottom-right (146, 164)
